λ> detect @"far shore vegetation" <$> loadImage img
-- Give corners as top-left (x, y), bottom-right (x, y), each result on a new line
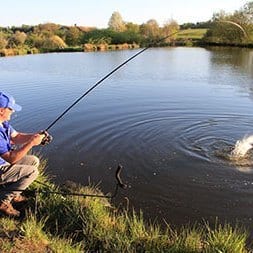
top-left (0, 156), bottom-right (252, 252)
top-left (0, 1), bottom-right (253, 57)
top-left (1, 2), bottom-right (253, 252)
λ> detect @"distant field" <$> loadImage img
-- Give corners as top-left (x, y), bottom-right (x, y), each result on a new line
top-left (176, 28), bottom-right (208, 39)
top-left (250, 30), bottom-right (253, 40)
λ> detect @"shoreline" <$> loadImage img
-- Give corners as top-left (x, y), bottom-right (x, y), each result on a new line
top-left (0, 158), bottom-right (251, 252)
top-left (1, 41), bottom-right (252, 57)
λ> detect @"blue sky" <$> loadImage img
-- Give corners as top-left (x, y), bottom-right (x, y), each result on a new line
top-left (0, 0), bottom-right (248, 27)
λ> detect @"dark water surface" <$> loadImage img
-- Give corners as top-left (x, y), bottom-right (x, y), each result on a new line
top-left (1, 47), bottom-right (253, 228)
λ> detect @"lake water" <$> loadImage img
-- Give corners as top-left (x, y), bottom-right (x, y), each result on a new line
top-left (1, 47), bottom-right (253, 229)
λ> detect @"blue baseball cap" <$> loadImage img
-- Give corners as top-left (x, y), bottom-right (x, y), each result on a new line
top-left (0, 92), bottom-right (22, 112)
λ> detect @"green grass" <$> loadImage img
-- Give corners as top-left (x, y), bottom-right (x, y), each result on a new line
top-left (205, 222), bottom-right (248, 253)
top-left (249, 30), bottom-right (253, 41)
top-left (177, 28), bottom-right (208, 40)
top-left (0, 157), bottom-right (251, 252)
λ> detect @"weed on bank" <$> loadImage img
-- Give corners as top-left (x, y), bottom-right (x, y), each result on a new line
top-left (0, 159), bottom-right (250, 252)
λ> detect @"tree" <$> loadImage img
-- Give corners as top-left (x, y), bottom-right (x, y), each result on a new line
top-left (65, 26), bottom-right (82, 46)
top-left (25, 33), bottom-right (44, 49)
top-left (140, 19), bottom-right (160, 39)
top-left (33, 23), bottom-right (61, 38)
top-left (212, 10), bottom-right (227, 22)
top-left (108, 11), bottom-right (126, 32)
top-left (81, 29), bottom-right (112, 44)
top-left (162, 19), bottom-right (179, 42)
top-left (242, 1), bottom-right (253, 24)
top-left (202, 0), bottom-right (253, 45)
top-left (0, 32), bottom-right (7, 49)
top-left (125, 22), bottom-right (140, 33)
top-left (42, 35), bottom-right (67, 49)
top-left (8, 31), bottom-right (27, 47)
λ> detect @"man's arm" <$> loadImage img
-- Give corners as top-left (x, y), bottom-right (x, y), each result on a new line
top-left (1, 133), bottom-right (44, 164)
top-left (11, 132), bottom-right (36, 145)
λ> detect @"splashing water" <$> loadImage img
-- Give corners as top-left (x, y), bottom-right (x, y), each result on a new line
top-left (231, 135), bottom-right (253, 158)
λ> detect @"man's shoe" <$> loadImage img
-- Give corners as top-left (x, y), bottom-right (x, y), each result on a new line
top-left (0, 201), bottom-right (20, 217)
top-left (12, 195), bottom-right (28, 203)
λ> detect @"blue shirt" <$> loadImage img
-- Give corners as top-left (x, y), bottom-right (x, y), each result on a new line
top-left (0, 121), bottom-right (15, 165)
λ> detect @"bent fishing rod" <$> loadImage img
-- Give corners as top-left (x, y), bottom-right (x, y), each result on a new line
top-left (42, 20), bottom-right (247, 134)
top-left (43, 30), bottom-right (180, 134)
top-left (38, 20), bottom-right (246, 194)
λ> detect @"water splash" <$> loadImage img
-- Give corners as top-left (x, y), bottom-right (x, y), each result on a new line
top-left (231, 135), bottom-right (253, 158)
top-left (214, 135), bottom-right (253, 170)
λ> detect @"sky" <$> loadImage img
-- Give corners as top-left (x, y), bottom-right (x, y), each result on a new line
top-left (0, 0), bottom-right (249, 28)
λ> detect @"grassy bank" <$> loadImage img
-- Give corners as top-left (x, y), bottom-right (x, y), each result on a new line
top-left (177, 28), bottom-right (208, 40)
top-left (0, 158), bottom-right (251, 252)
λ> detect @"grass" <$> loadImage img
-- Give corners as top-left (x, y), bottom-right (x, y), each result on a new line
top-left (205, 222), bottom-right (248, 253)
top-left (0, 157), bottom-right (251, 252)
top-left (249, 30), bottom-right (253, 42)
top-left (177, 29), bottom-right (208, 40)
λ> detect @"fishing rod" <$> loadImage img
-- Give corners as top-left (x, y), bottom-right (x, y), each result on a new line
top-left (41, 20), bottom-right (249, 134)
top-left (218, 20), bottom-right (249, 39)
top-left (39, 32), bottom-right (180, 192)
top-left (1, 165), bottom-right (126, 216)
top-left (38, 20), bottom-right (248, 196)
top-left (42, 30), bottom-right (180, 134)
top-left (34, 164), bottom-right (126, 198)
top-left (0, 164), bottom-right (126, 199)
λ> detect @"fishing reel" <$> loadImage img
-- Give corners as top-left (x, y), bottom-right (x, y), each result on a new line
top-left (40, 130), bottom-right (53, 145)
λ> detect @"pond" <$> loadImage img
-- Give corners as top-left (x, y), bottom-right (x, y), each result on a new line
top-left (1, 46), bottom-right (253, 228)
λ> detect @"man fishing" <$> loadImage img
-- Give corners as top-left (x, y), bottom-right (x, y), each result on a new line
top-left (0, 91), bottom-right (51, 217)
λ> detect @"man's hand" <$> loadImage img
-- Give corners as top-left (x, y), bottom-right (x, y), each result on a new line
top-left (31, 133), bottom-right (45, 146)
top-left (1, 131), bottom-right (52, 164)
top-left (39, 131), bottom-right (53, 145)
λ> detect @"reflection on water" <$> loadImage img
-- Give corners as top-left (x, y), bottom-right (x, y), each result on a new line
top-left (209, 46), bottom-right (252, 68)
top-left (1, 47), bottom-right (253, 229)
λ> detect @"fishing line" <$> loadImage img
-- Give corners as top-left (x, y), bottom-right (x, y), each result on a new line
top-left (44, 30), bottom-right (180, 132)
top-left (42, 19), bottom-right (247, 133)
top-left (40, 20), bottom-right (246, 190)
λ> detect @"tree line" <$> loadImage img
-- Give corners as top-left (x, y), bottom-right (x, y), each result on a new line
top-left (0, 1), bottom-right (252, 56)
top-left (203, 1), bottom-right (253, 45)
